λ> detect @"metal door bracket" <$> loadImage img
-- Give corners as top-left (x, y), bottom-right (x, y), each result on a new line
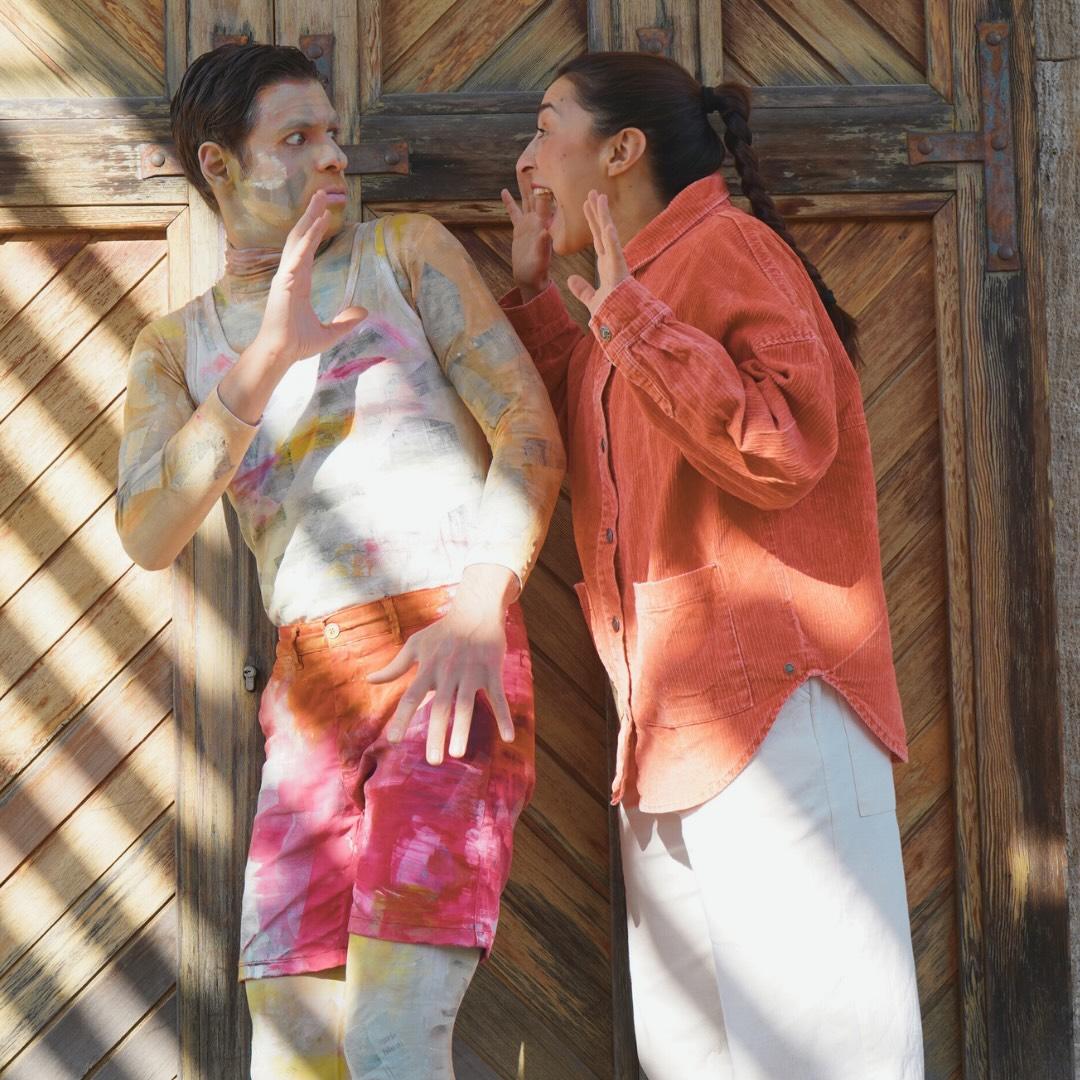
top-left (213, 30), bottom-right (251, 49)
top-left (636, 27), bottom-right (673, 57)
top-left (907, 21), bottom-right (1020, 271)
top-left (300, 33), bottom-right (334, 98)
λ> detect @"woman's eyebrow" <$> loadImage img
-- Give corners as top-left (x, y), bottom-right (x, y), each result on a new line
top-left (537, 102), bottom-right (558, 118)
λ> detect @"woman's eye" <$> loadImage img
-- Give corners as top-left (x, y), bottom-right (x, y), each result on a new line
top-left (285, 132), bottom-right (305, 145)
top-left (535, 128), bottom-right (546, 138)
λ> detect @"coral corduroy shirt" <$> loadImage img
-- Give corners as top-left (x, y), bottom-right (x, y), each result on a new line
top-left (501, 172), bottom-right (907, 814)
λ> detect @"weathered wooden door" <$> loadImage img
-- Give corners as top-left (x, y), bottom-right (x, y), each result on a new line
top-left (348, 2), bottom-right (1070, 1073)
top-left (0, 0), bottom-right (187, 1074)
top-left (0, 0), bottom-right (1069, 1078)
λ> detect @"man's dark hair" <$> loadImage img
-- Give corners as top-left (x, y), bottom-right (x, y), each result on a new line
top-left (170, 43), bottom-right (320, 211)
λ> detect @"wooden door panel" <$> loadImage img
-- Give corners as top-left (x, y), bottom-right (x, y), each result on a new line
top-left (0, 0), bottom-right (166, 99)
top-left (723, 0), bottom-right (927, 85)
top-left (382, 0), bottom-right (587, 93)
top-left (0, 228), bottom-right (178, 1078)
top-left (789, 203), bottom-right (959, 1079)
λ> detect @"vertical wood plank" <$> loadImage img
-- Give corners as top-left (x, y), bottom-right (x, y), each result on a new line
top-left (946, 2), bottom-right (1072, 1072)
top-left (188, 0), bottom-right (272, 52)
top-left (359, 0), bottom-right (382, 110)
top-left (175, 8), bottom-right (275, 1073)
top-left (276, 0), bottom-right (363, 239)
top-left (699, 0), bottom-right (724, 85)
top-left (924, 0), bottom-right (953, 99)
top-left (932, 193), bottom-right (988, 1080)
top-left (165, 0), bottom-right (188, 94)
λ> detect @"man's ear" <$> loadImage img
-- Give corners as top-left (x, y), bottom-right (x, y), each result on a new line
top-left (605, 127), bottom-right (648, 178)
top-left (198, 141), bottom-right (233, 198)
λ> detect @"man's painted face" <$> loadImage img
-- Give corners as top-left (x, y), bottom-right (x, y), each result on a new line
top-left (224, 78), bottom-right (349, 243)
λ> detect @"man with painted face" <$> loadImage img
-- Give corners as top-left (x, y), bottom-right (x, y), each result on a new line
top-left (116, 44), bottom-right (564, 1079)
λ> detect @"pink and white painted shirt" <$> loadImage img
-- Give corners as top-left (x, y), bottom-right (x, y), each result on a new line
top-left (117, 214), bottom-right (564, 624)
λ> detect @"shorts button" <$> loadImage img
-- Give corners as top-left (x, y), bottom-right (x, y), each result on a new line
top-left (599, 325), bottom-right (613, 342)
top-left (325, 622), bottom-right (341, 640)
top-left (784, 662), bottom-right (795, 675)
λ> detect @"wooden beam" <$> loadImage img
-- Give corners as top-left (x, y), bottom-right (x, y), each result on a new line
top-left (358, 99), bottom-right (955, 201)
top-left (947, 0), bottom-right (1072, 1072)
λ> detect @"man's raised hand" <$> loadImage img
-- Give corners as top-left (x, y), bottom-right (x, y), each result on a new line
top-left (255, 189), bottom-right (368, 364)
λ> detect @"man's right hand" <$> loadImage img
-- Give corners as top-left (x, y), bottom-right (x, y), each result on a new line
top-left (218, 190), bottom-right (368, 424)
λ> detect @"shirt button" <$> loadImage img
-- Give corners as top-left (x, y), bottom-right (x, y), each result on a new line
top-left (325, 622), bottom-right (341, 640)
top-left (605, 528), bottom-right (615, 543)
top-left (600, 438), bottom-right (607, 453)
top-left (599, 325), bottom-right (613, 342)
top-left (611, 616), bottom-right (621, 632)
top-left (784, 662), bottom-right (795, 675)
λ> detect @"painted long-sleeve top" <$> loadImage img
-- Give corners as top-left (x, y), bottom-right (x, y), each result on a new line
top-left (116, 214), bottom-right (565, 626)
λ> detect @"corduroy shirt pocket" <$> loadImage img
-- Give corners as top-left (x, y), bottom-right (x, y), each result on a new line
top-left (631, 564), bottom-right (753, 727)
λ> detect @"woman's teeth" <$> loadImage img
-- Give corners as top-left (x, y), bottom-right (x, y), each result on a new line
top-left (534, 187), bottom-right (558, 206)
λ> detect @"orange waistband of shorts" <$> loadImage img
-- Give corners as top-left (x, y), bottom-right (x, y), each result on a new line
top-left (278, 584), bottom-right (457, 655)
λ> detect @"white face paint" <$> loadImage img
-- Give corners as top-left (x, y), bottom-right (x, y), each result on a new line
top-left (218, 78), bottom-right (349, 249)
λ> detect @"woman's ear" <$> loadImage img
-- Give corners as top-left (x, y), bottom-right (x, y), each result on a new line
top-left (605, 127), bottom-right (648, 178)
top-left (198, 141), bottom-right (232, 199)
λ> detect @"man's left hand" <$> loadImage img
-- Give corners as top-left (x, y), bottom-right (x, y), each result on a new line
top-left (368, 565), bottom-right (519, 765)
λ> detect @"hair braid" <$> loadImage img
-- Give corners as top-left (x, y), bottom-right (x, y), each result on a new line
top-left (712, 84), bottom-right (860, 364)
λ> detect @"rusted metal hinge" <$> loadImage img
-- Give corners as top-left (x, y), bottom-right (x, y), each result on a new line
top-left (636, 27), bottom-right (673, 57)
top-left (300, 33), bottom-right (334, 97)
top-left (137, 140), bottom-right (409, 180)
top-left (213, 30), bottom-right (251, 48)
top-left (907, 21), bottom-right (1020, 271)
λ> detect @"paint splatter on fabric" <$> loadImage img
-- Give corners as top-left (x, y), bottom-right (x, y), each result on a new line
top-left (116, 214), bottom-right (564, 624)
top-left (237, 587), bottom-right (535, 978)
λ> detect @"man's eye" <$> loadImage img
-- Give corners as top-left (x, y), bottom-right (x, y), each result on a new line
top-left (535, 128), bottom-right (546, 137)
top-left (285, 132), bottom-right (305, 145)
top-left (329, 130), bottom-right (340, 142)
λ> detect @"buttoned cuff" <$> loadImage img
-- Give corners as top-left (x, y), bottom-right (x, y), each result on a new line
top-left (589, 277), bottom-right (670, 361)
top-left (500, 283), bottom-right (577, 350)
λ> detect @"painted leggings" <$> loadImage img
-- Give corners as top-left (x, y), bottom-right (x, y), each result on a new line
top-left (247, 934), bottom-right (479, 1079)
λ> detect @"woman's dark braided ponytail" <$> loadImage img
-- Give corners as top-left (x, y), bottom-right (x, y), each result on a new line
top-left (555, 53), bottom-right (859, 365)
top-left (706, 83), bottom-right (860, 363)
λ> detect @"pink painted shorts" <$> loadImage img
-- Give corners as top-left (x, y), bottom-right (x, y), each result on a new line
top-left (238, 585), bottom-right (535, 980)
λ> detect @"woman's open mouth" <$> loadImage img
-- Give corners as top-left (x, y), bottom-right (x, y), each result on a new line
top-left (532, 185), bottom-right (558, 208)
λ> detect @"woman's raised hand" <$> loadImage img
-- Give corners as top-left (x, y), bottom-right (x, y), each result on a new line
top-left (567, 190), bottom-right (630, 319)
top-left (500, 170), bottom-right (554, 301)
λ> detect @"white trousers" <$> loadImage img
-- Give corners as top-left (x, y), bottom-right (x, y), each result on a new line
top-left (620, 678), bottom-right (924, 1080)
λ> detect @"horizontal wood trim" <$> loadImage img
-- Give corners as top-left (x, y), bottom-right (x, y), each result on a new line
top-left (367, 90), bottom-right (542, 114)
top-left (0, 97), bottom-right (171, 121)
top-left (0, 206), bottom-right (183, 231)
top-left (366, 193), bottom-right (954, 226)
top-left (0, 99), bottom-right (959, 207)
top-left (0, 119), bottom-right (186, 205)
top-left (746, 83), bottom-right (948, 108)
top-left (358, 102), bottom-right (956, 200)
